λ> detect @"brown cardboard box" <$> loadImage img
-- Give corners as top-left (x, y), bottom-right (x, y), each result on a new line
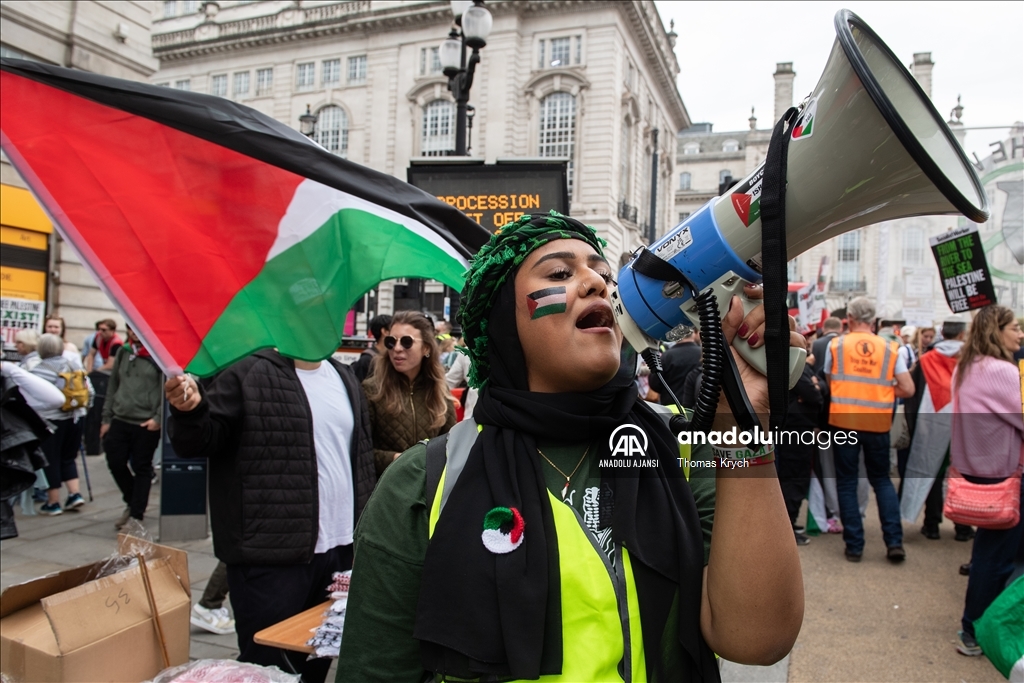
top-left (0, 536), bottom-right (191, 682)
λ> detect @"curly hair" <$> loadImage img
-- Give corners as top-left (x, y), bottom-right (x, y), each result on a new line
top-left (954, 304), bottom-right (1016, 389)
top-left (456, 211), bottom-right (607, 388)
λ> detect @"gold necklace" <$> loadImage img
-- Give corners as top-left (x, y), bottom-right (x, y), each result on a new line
top-left (537, 445), bottom-right (590, 501)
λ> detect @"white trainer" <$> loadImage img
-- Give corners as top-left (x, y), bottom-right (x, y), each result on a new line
top-left (190, 603), bottom-right (236, 635)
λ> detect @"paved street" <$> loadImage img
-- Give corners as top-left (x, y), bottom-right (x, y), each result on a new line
top-left (0, 456), bottom-right (1006, 682)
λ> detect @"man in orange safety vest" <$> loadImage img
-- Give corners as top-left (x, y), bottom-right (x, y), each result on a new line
top-left (824, 296), bottom-right (914, 564)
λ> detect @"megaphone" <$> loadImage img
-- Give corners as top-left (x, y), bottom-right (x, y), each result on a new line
top-left (613, 9), bottom-right (989, 426)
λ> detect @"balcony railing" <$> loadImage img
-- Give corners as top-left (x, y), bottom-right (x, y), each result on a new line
top-left (617, 200), bottom-right (638, 224)
top-left (828, 279), bottom-right (867, 293)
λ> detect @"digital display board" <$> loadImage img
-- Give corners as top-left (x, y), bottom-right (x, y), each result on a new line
top-left (407, 162), bottom-right (568, 231)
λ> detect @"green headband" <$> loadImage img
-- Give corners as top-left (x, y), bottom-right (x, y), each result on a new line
top-left (456, 211), bottom-right (606, 388)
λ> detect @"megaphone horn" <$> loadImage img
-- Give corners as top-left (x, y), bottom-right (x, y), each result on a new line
top-left (613, 9), bottom-right (990, 431)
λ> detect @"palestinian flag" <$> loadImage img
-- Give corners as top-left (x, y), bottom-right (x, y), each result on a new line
top-left (481, 507), bottom-right (525, 554)
top-left (526, 286), bottom-right (567, 319)
top-left (791, 95), bottom-right (817, 140)
top-left (0, 59), bottom-right (489, 375)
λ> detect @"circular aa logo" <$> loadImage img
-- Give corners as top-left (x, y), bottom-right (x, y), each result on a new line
top-left (856, 340), bottom-right (873, 357)
top-left (609, 424), bottom-right (649, 458)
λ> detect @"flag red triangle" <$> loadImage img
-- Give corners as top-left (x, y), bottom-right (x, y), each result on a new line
top-left (731, 193), bottom-right (751, 226)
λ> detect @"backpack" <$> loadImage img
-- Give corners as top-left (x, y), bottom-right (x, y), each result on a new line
top-left (58, 368), bottom-right (90, 412)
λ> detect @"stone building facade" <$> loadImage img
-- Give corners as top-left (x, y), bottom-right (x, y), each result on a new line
top-left (673, 54), bottom-right (1023, 324)
top-left (150, 0), bottom-right (688, 326)
top-left (1, 1), bottom-right (158, 351)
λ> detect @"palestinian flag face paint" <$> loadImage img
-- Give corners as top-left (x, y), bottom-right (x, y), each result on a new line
top-left (481, 507), bottom-right (525, 554)
top-left (527, 286), bottom-right (567, 319)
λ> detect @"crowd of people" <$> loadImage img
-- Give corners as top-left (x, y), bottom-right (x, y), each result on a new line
top-left (651, 293), bottom-right (1024, 659)
top-left (3, 213), bottom-right (1021, 680)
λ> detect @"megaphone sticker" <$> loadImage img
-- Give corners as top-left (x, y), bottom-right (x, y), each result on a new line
top-left (792, 95), bottom-right (818, 140)
top-left (730, 166), bottom-right (764, 227)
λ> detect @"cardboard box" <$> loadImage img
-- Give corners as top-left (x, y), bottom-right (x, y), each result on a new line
top-left (0, 536), bottom-right (191, 682)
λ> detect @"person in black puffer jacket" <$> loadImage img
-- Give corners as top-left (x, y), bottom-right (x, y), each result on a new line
top-left (165, 349), bottom-right (375, 683)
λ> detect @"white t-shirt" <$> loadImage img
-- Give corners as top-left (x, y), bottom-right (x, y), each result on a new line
top-left (296, 362), bottom-right (355, 553)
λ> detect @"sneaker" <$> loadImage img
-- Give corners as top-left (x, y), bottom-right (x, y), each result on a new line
top-left (39, 502), bottom-right (63, 516)
top-left (191, 604), bottom-right (236, 635)
top-left (794, 531), bottom-right (811, 546)
top-left (887, 545), bottom-right (906, 563)
top-left (956, 631), bottom-right (982, 656)
top-left (114, 506), bottom-right (131, 530)
top-left (793, 525), bottom-right (805, 533)
top-left (959, 562), bottom-right (971, 576)
top-left (955, 527), bottom-right (975, 542)
top-left (921, 525), bottom-right (940, 540)
top-left (826, 518), bottom-right (843, 534)
top-left (844, 549), bottom-right (862, 562)
top-left (65, 493), bottom-right (85, 511)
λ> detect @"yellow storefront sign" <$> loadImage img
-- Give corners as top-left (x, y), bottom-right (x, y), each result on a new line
top-left (1, 226), bottom-right (48, 251)
top-left (0, 266), bottom-right (47, 301)
top-left (0, 184), bottom-right (53, 234)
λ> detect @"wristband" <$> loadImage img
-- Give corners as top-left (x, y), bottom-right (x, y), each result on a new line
top-left (711, 444), bottom-right (776, 466)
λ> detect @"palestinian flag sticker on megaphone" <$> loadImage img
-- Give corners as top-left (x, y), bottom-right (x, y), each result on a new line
top-left (482, 506), bottom-right (525, 554)
top-left (792, 95), bottom-right (818, 140)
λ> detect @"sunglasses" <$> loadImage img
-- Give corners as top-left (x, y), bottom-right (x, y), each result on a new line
top-left (384, 335), bottom-right (420, 350)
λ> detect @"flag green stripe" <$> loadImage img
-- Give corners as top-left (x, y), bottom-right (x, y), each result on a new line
top-left (186, 207), bottom-right (467, 375)
top-left (531, 303), bottom-right (567, 319)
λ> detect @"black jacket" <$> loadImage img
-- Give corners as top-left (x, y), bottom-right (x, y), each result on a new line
top-left (786, 364), bottom-right (823, 429)
top-left (811, 332), bottom-right (838, 374)
top-left (167, 350), bottom-right (376, 565)
top-left (649, 341), bottom-right (702, 406)
top-left (1, 376), bottom-right (51, 500)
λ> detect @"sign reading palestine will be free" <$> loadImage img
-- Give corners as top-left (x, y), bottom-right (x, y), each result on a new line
top-left (929, 225), bottom-right (997, 313)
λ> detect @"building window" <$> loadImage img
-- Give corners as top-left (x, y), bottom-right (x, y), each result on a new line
top-left (163, 1), bottom-right (177, 18)
top-left (678, 212), bottom-right (691, 223)
top-left (539, 91), bottom-right (576, 194)
top-left (348, 55), bottom-right (367, 84)
top-left (296, 63), bottom-right (315, 91)
top-left (315, 105), bottom-right (348, 158)
top-left (232, 72), bottom-right (249, 96)
top-left (625, 61), bottom-right (636, 90)
top-left (182, 0), bottom-right (198, 13)
top-left (722, 139), bottom-right (740, 152)
top-left (173, 79), bottom-right (191, 91)
top-left (420, 47), bottom-right (441, 75)
top-left (321, 59), bottom-right (340, 87)
top-left (540, 36), bottom-right (582, 68)
top-left (679, 172), bottom-right (691, 190)
top-left (256, 68), bottom-right (273, 96)
top-left (422, 100), bottom-right (455, 157)
top-left (619, 118), bottom-right (633, 199)
top-left (682, 142), bottom-right (699, 155)
top-left (549, 38), bottom-right (570, 67)
top-left (901, 227), bottom-right (925, 265)
top-left (836, 231), bottom-right (861, 284)
top-left (210, 74), bottom-right (227, 97)
top-left (719, 169), bottom-right (732, 184)
top-left (787, 258), bottom-right (799, 281)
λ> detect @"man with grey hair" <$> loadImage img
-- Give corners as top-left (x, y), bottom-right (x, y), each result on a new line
top-left (824, 296), bottom-right (914, 563)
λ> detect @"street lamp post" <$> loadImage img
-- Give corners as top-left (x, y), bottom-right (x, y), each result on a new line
top-left (299, 104), bottom-right (318, 138)
top-left (439, 0), bottom-right (492, 156)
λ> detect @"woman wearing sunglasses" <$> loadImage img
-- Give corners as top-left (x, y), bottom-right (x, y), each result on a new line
top-left (338, 213), bottom-right (803, 682)
top-left (363, 311), bottom-right (456, 476)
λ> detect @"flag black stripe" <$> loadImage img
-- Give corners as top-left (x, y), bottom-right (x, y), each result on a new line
top-left (0, 58), bottom-right (490, 260)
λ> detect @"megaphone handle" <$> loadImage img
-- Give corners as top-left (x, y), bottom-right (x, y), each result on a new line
top-left (731, 284), bottom-right (807, 389)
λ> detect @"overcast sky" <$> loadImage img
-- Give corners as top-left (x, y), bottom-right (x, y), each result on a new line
top-left (653, 1), bottom-right (1024, 162)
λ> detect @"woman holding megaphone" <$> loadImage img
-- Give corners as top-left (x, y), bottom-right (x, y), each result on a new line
top-left (336, 213), bottom-right (804, 682)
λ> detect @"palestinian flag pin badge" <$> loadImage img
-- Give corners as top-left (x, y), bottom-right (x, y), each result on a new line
top-left (482, 507), bottom-right (525, 554)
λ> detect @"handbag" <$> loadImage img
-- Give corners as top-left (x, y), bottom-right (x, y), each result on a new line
top-left (944, 465), bottom-right (1022, 530)
top-left (890, 403), bottom-right (910, 451)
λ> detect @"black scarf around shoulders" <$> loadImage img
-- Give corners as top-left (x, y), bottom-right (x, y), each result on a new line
top-left (414, 281), bottom-right (719, 682)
